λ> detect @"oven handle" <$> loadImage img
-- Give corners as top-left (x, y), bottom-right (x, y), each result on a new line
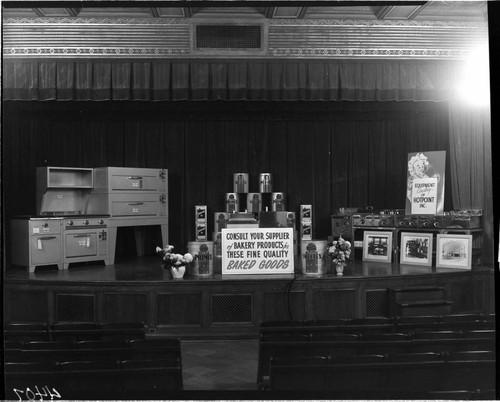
top-left (72, 234), bottom-right (91, 238)
top-left (39, 236), bottom-right (57, 240)
top-left (128, 176), bottom-right (143, 180)
top-left (128, 202), bottom-right (144, 206)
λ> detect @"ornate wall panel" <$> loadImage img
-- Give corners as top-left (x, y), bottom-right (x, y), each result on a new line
top-left (103, 292), bottom-right (149, 323)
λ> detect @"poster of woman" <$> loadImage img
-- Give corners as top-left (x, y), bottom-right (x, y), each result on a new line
top-left (405, 151), bottom-right (446, 215)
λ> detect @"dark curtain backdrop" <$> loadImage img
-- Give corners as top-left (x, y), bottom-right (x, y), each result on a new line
top-left (449, 102), bottom-right (494, 264)
top-left (3, 59), bottom-right (463, 101)
top-left (3, 100), bottom-right (457, 261)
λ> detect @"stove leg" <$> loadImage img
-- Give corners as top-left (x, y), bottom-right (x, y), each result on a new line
top-left (160, 224), bottom-right (169, 248)
top-left (63, 263), bottom-right (69, 270)
top-left (134, 227), bottom-right (146, 256)
top-left (29, 266), bottom-right (36, 273)
top-left (57, 264), bottom-right (63, 270)
top-left (107, 227), bottom-right (117, 265)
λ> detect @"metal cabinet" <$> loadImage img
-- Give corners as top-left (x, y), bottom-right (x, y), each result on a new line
top-left (11, 218), bottom-right (64, 272)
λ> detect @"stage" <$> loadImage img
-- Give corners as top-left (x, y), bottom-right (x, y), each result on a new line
top-left (4, 257), bottom-right (495, 339)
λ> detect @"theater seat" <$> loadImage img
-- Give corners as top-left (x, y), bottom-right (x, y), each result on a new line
top-left (269, 356), bottom-right (330, 391)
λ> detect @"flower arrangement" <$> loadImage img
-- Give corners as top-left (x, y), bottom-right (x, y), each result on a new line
top-left (156, 245), bottom-right (194, 278)
top-left (328, 236), bottom-right (352, 265)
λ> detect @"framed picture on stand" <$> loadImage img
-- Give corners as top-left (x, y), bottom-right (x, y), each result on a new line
top-left (400, 232), bottom-right (433, 266)
top-left (436, 234), bottom-right (472, 269)
top-left (362, 231), bottom-right (393, 263)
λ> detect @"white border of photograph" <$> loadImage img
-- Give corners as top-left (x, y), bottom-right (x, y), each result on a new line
top-left (362, 231), bottom-right (393, 263)
top-left (436, 234), bottom-right (472, 269)
top-left (400, 232), bottom-right (433, 266)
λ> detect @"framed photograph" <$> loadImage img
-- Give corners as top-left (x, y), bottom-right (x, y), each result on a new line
top-left (400, 232), bottom-right (433, 266)
top-left (362, 231), bottom-right (393, 263)
top-left (436, 234), bottom-right (473, 269)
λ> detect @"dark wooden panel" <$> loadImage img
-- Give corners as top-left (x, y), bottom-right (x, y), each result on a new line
top-left (262, 291), bottom-right (306, 322)
top-left (157, 293), bottom-right (202, 325)
top-left (7, 290), bottom-right (49, 322)
top-left (103, 293), bottom-right (148, 323)
top-left (313, 289), bottom-right (357, 320)
top-left (448, 279), bottom-right (486, 313)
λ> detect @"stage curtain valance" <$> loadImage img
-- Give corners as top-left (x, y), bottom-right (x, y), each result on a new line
top-left (2, 59), bottom-right (464, 101)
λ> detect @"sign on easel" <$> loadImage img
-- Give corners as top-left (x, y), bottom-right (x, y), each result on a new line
top-left (410, 177), bottom-right (438, 214)
top-left (221, 227), bottom-right (294, 275)
top-left (405, 151), bottom-right (446, 215)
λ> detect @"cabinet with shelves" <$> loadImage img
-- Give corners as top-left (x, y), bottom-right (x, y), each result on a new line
top-left (36, 167), bottom-right (94, 215)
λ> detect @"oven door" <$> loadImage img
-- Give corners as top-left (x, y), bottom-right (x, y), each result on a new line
top-left (65, 232), bottom-right (97, 258)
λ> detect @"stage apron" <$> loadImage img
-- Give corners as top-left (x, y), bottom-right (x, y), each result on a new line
top-left (188, 241), bottom-right (214, 276)
top-left (301, 240), bottom-right (327, 275)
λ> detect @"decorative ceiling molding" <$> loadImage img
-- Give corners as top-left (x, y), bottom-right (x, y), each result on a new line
top-left (268, 18), bottom-right (487, 27)
top-left (3, 16), bottom-right (488, 27)
top-left (3, 16), bottom-right (488, 60)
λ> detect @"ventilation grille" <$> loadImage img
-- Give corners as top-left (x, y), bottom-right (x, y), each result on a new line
top-left (56, 294), bottom-right (95, 323)
top-left (211, 294), bottom-right (252, 323)
top-left (196, 25), bottom-right (261, 49)
top-left (366, 289), bottom-right (389, 317)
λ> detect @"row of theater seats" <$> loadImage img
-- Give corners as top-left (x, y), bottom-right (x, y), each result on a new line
top-left (3, 322), bottom-right (184, 400)
top-left (257, 313), bottom-right (496, 396)
top-left (4, 322), bottom-right (147, 342)
top-left (267, 352), bottom-right (495, 398)
top-left (5, 359), bottom-right (183, 400)
top-left (4, 338), bottom-right (182, 364)
top-left (260, 313), bottom-right (496, 335)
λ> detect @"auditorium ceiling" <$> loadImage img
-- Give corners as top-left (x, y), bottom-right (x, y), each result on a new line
top-left (2, 1), bottom-right (489, 60)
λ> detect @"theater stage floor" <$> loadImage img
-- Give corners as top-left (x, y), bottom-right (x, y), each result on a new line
top-left (4, 254), bottom-right (473, 283)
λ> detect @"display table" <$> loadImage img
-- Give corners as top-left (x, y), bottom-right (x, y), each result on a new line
top-left (4, 256), bottom-right (494, 339)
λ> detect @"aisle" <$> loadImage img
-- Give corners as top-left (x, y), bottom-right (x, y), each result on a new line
top-left (181, 340), bottom-right (259, 391)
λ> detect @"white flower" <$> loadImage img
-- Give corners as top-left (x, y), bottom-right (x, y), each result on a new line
top-left (184, 253), bottom-right (194, 263)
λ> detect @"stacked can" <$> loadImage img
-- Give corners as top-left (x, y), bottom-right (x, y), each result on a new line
top-left (247, 193), bottom-right (262, 213)
top-left (272, 192), bottom-right (286, 212)
top-left (259, 173), bottom-right (272, 210)
top-left (225, 193), bottom-right (239, 213)
top-left (195, 205), bottom-right (207, 241)
top-left (233, 173), bottom-right (249, 193)
top-left (213, 212), bottom-right (229, 259)
top-left (300, 204), bottom-right (312, 241)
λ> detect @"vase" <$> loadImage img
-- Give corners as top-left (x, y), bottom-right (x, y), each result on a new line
top-left (171, 266), bottom-right (186, 279)
top-left (335, 263), bottom-right (345, 276)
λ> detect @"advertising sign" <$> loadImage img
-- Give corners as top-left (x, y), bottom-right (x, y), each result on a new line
top-left (405, 151), bottom-right (446, 215)
top-left (221, 227), bottom-right (294, 275)
top-left (410, 177), bottom-right (438, 214)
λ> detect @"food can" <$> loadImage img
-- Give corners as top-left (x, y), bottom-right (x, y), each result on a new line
top-left (195, 205), bottom-right (207, 221)
top-left (225, 193), bottom-right (239, 213)
top-left (213, 232), bottom-right (222, 257)
top-left (301, 240), bottom-right (327, 275)
top-left (259, 173), bottom-right (272, 193)
top-left (272, 192), bottom-right (286, 212)
top-left (246, 193), bottom-right (262, 213)
top-left (196, 222), bottom-right (207, 241)
top-left (188, 241), bottom-right (214, 276)
top-left (300, 221), bottom-right (312, 240)
top-left (300, 204), bottom-right (312, 221)
top-left (214, 212), bottom-right (229, 233)
top-left (233, 173), bottom-right (249, 193)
